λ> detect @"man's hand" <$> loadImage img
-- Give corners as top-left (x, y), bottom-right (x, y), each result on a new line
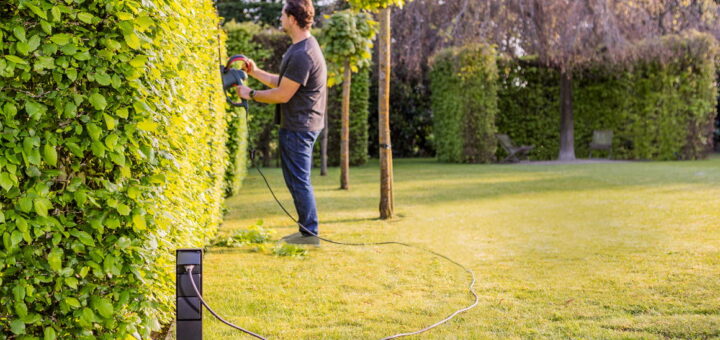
top-left (242, 58), bottom-right (257, 75)
top-left (235, 85), bottom-right (252, 100)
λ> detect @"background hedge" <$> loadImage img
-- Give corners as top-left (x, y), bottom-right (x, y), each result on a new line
top-left (314, 67), bottom-right (370, 167)
top-left (225, 21), bottom-right (290, 168)
top-left (0, 0), bottom-right (230, 338)
top-left (430, 44), bottom-right (498, 163)
top-left (495, 32), bottom-right (718, 161)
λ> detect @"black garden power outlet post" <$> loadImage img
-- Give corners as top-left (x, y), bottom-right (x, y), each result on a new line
top-left (176, 249), bottom-right (203, 340)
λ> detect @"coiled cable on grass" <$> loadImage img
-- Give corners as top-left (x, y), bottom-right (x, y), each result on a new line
top-left (253, 160), bottom-right (479, 339)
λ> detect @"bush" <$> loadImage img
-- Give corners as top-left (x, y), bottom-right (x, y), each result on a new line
top-left (224, 21), bottom-right (290, 168)
top-left (0, 0), bottom-right (228, 338)
top-left (497, 32), bottom-right (718, 161)
top-left (315, 67), bottom-right (371, 166)
top-left (430, 44), bottom-right (498, 163)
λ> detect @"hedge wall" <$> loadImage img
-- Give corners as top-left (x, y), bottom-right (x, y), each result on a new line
top-left (496, 32), bottom-right (718, 161)
top-left (314, 67), bottom-right (370, 166)
top-left (224, 21), bottom-right (290, 168)
top-left (430, 44), bottom-right (498, 163)
top-left (0, 0), bottom-right (228, 338)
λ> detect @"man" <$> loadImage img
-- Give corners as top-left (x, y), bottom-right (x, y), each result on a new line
top-left (236, 0), bottom-right (326, 246)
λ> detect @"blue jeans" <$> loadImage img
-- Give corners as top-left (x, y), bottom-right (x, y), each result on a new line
top-left (279, 128), bottom-right (320, 235)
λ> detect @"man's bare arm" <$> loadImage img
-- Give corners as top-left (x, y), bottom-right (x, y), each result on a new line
top-left (237, 76), bottom-right (300, 104)
top-left (249, 68), bottom-right (280, 89)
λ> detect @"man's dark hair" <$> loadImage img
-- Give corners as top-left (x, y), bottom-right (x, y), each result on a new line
top-left (284, 0), bottom-right (314, 30)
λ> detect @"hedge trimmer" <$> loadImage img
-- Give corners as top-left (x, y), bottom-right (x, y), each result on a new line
top-left (220, 54), bottom-right (251, 108)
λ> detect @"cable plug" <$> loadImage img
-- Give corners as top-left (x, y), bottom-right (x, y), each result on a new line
top-left (184, 265), bottom-right (195, 274)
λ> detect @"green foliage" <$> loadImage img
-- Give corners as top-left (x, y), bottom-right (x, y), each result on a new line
top-left (314, 67), bottom-right (371, 166)
top-left (348, 0), bottom-right (406, 11)
top-left (0, 0), bottom-right (228, 338)
top-left (430, 44), bottom-right (498, 163)
top-left (496, 57), bottom-right (561, 160)
top-left (216, 0), bottom-right (284, 27)
top-left (211, 221), bottom-right (275, 247)
top-left (224, 106), bottom-right (249, 197)
top-left (224, 22), bottom-right (290, 167)
top-left (272, 243), bottom-right (308, 257)
top-left (497, 32), bottom-right (718, 161)
top-left (319, 10), bottom-right (377, 87)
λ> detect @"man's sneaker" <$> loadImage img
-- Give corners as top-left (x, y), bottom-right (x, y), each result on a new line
top-left (281, 232), bottom-right (320, 246)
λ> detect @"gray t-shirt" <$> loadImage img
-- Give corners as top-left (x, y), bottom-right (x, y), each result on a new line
top-left (275, 36), bottom-right (327, 132)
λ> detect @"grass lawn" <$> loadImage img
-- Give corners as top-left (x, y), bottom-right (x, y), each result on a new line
top-left (180, 156), bottom-right (720, 339)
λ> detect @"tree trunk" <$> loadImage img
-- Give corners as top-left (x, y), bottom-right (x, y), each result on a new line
top-left (340, 59), bottom-right (352, 189)
top-left (378, 7), bottom-right (394, 219)
top-left (320, 111), bottom-right (328, 176)
top-left (558, 69), bottom-right (576, 161)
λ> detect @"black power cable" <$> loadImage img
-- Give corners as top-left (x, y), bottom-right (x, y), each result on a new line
top-left (252, 157), bottom-right (479, 339)
top-left (186, 265), bottom-right (267, 340)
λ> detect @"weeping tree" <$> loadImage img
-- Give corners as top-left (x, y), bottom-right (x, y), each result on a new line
top-left (320, 10), bottom-right (377, 189)
top-left (348, 0), bottom-right (408, 219)
top-left (390, 0), bottom-right (719, 160)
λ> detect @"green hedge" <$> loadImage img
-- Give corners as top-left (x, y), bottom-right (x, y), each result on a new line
top-left (314, 67), bottom-right (370, 166)
top-left (497, 32), bottom-right (718, 161)
top-left (0, 0), bottom-right (228, 338)
top-left (224, 22), bottom-right (290, 167)
top-left (430, 44), bottom-right (498, 163)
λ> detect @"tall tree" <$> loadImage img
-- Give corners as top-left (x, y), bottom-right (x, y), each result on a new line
top-left (320, 11), bottom-right (377, 189)
top-left (348, 0), bottom-right (408, 219)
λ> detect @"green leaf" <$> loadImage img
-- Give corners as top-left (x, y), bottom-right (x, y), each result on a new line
top-left (44, 327), bottom-right (57, 340)
top-left (48, 248), bottom-right (63, 271)
top-left (13, 26), bottom-right (26, 42)
top-left (95, 72), bottom-right (111, 86)
top-left (28, 35), bottom-right (41, 52)
top-left (43, 144), bottom-right (57, 166)
top-left (25, 101), bottom-right (47, 120)
top-left (66, 68), bottom-right (77, 81)
top-left (50, 33), bottom-right (72, 45)
top-left (10, 319), bottom-right (25, 335)
top-left (124, 32), bottom-right (141, 49)
top-left (15, 301), bottom-right (28, 318)
top-left (13, 285), bottom-right (25, 300)
top-left (71, 230), bottom-right (95, 246)
top-left (64, 297), bottom-right (80, 308)
top-left (74, 190), bottom-right (87, 206)
top-left (136, 119), bottom-right (157, 132)
top-left (91, 141), bottom-right (106, 157)
top-left (51, 6), bottom-right (61, 22)
top-left (4, 102), bottom-right (17, 118)
top-left (77, 12), bottom-right (93, 24)
top-left (89, 93), bottom-right (107, 110)
top-left (16, 41), bottom-right (31, 55)
top-left (11, 231), bottom-right (23, 247)
top-left (65, 277), bottom-right (78, 289)
top-left (91, 297), bottom-right (114, 318)
top-left (132, 214), bottom-right (147, 231)
top-left (86, 123), bottom-right (102, 141)
top-left (34, 198), bottom-right (52, 217)
top-left (116, 12), bottom-right (134, 20)
top-left (19, 197), bottom-right (33, 213)
top-left (0, 172), bottom-right (13, 191)
top-left (5, 55), bottom-right (27, 65)
top-left (116, 203), bottom-right (130, 216)
top-left (105, 133), bottom-right (119, 150)
top-left (103, 117), bottom-right (118, 134)
top-left (26, 3), bottom-right (47, 20)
